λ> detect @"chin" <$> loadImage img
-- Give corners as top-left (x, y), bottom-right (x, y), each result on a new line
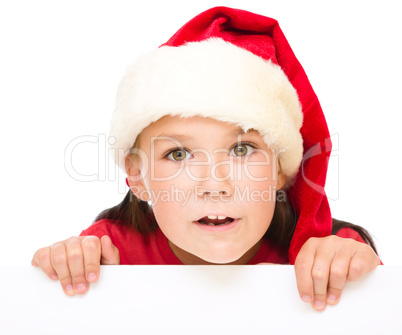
top-left (198, 249), bottom-right (245, 265)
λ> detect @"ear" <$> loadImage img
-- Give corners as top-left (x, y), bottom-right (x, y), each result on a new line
top-left (125, 156), bottom-right (150, 202)
top-left (276, 170), bottom-right (287, 190)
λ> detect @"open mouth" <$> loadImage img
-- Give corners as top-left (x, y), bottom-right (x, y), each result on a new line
top-left (197, 215), bottom-right (235, 226)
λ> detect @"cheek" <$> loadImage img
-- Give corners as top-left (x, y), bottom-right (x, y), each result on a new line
top-left (151, 200), bottom-right (190, 247)
top-left (244, 199), bottom-right (276, 243)
top-left (143, 173), bottom-right (193, 215)
top-left (253, 198), bottom-right (276, 220)
top-left (236, 176), bottom-right (278, 222)
top-left (151, 160), bottom-right (187, 180)
top-left (236, 165), bottom-right (278, 203)
top-left (238, 153), bottom-right (277, 183)
top-left (146, 163), bottom-right (193, 192)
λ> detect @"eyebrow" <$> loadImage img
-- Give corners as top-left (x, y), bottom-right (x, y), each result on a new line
top-left (153, 134), bottom-right (194, 142)
top-left (154, 128), bottom-right (247, 142)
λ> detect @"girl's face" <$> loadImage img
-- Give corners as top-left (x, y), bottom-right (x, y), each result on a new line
top-left (127, 116), bottom-right (285, 265)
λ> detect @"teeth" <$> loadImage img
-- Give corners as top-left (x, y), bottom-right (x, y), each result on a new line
top-left (207, 222), bottom-right (215, 226)
top-left (206, 215), bottom-right (229, 220)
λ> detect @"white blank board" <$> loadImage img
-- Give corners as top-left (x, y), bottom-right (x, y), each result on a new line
top-left (0, 265), bottom-right (401, 334)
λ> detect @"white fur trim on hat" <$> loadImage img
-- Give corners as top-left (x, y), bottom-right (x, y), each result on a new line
top-left (110, 38), bottom-right (303, 179)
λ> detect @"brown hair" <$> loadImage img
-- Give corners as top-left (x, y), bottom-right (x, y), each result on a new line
top-left (95, 191), bottom-right (157, 234)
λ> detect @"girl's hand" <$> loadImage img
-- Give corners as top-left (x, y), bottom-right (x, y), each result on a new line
top-left (294, 235), bottom-right (380, 311)
top-left (31, 235), bottom-right (120, 296)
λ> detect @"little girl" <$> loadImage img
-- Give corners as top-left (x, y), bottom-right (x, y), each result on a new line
top-left (32, 7), bottom-right (380, 311)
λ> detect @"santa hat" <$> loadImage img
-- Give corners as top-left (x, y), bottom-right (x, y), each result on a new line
top-left (110, 7), bottom-right (332, 264)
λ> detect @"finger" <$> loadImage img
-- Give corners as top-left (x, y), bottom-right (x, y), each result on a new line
top-left (326, 247), bottom-right (351, 305)
top-left (347, 243), bottom-right (380, 282)
top-left (100, 235), bottom-right (120, 265)
top-left (294, 239), bottom-right (316, 304)
top-left (32, 247), bottom-right (58, 280)
top-left (347, 252), bottom-right (369, 282)
top-left (81, 236), bottom-right (102, 283)
top-left (50, 242), bottom-right (75, 296)
top-left (310, 241), bottom-right (336, 311)
top-left (66, 238), bottom-right (88, 295)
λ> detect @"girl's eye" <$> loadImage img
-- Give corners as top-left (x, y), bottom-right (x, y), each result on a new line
top-left (230, 143), bottom-right (255, 157)
top-left (167, 148), bottom-right (191, 161)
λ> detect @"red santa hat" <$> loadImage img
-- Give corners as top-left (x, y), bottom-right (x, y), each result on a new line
top-left (110, 7), bottom-right (332, 264)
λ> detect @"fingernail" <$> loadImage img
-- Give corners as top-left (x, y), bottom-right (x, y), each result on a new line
top-left (314, 300), bottom-right (325, 309)
top-left (50, 274), bottom-right (58, 280)
top-left (65, 285), bottom-right (74, 295)
top-left (327, 294), bottom-right (337, 303)
top-left (87, 273), bottom-right (97, 282)
top-left (301, 295), bottom-right (312, 303)
top-left (76, 284), bottom-right (87, 294)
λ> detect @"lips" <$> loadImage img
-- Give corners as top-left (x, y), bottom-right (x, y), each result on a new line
top-left (197, 215), bottom-right (235, 226)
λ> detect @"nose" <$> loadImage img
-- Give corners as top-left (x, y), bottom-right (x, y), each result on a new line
top-left (199, 187), bottom-right (231, 198)
top-left (188, 152), bottom-right (234, 200)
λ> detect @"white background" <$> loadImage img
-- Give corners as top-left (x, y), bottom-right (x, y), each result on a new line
top-left (2, 265), bottom-right (401, 334)
top-left (1, 0), bottom-right (401, 265)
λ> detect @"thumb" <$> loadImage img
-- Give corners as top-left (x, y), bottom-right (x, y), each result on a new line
top-left (100, 235), bottom-right (120, 265)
